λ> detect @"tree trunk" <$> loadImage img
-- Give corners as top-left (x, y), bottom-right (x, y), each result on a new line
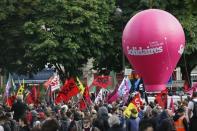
top-left (55, 64), bottom-right (68, 83)
top-left (180, 66), bottom-right (192, 88)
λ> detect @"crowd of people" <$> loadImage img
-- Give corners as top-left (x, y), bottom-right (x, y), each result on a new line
top-left (0, 92), bottom-right (197, 131)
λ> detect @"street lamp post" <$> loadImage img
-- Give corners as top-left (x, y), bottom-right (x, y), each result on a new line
top-left (115, 7), bottom-right (125, 73)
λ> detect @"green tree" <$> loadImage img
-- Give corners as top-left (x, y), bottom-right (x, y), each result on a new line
top-left (0, 0), bottom-right (116, 81)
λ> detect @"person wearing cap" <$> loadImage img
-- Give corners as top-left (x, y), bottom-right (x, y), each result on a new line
top-left (173, 107), bottom-right (188, 131)
top-left (126, 108), bottom-right (140, 131)
top-left (188, 91), bottom-right (197, 131)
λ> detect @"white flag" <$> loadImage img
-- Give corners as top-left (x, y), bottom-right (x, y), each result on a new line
top-left (118, 77), bottom-right (131, 97)
top-left (5, 73), bottom-right (12, 97)
top-left (50, 73), bottom-right (61, 91)
top-left (95, 89), bottom-right (103, 103)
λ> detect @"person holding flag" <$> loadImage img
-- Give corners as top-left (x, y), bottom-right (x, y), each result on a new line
top-left (11, 95), bottom-right (27, 122)
top-left (125, 108), bottom-right (140, 131)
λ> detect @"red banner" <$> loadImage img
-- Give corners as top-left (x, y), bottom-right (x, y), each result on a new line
top-left (92, 76), bottom-right (112, 88)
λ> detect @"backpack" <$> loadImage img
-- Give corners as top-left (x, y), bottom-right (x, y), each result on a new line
top-left (192, 100), bottom-right (197, 119)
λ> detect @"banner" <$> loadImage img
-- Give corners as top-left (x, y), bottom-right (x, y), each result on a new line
top-left (92, 76), bottom-right (112, 88)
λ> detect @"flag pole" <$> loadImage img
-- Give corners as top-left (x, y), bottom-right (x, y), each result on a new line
top-left (81, 95), bottom-right (91, 113)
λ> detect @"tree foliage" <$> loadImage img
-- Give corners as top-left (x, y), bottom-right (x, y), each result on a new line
top-left (0, 0), bottom-right (115, 80)
top-left (0, 0), bottom-right (196, 83)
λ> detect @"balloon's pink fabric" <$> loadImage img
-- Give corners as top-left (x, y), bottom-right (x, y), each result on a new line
top-left (122, 9), bottom-right (185, 92)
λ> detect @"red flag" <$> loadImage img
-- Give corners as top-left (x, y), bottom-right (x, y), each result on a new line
top-left (37, 86), bottom-right (40, 103)
top-left (170, 97), bottom-right (175, 112)
top-left (84, 86), bottom-right (92, 103)
top-left (6, 95), bottom-right (16, 107)
top-left (55, 78), bottom-right (79, 104)
top-left (79, 86), bottom-right (92, 110)
top-left (43, 76), bottom-right (53, 89)
top-left (31, 86), bottom-right (37, 102)
top-left (26, 92), bottom-right (34, 105)
top-left (131, 92), bottom-right (143, 111)
top-left (79, 99), bottom-right (87, 110)
top-left (107, 85), bottom-right (119, 103)
top-left (155, 88), bottom-right (168, 109)
top-left (92, 76), bottom-right (112, 88)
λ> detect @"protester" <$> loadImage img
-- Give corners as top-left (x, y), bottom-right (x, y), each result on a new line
top-left (19, 117), bottom-right (30, 131)
top-left (139, 119), bottom-right (154, 131)
top-left (108, 115), bottom-right (124, 131)
top-left (93, 106), bottom-right (110, 131)
top-left (173, 107), bottom-right (188, 131)
top-left (41, 118), bottom-right (59, 131)
top-left (11, 95), bottom-right (27, 122)
top-left (188, 91), bottom-right (197, 131)
top-left (156, 109), bottom-right (176, 131)
top-left (2, 75), bottom-right (197, 131)
top-left (126, 108), bottom-right (140, 131)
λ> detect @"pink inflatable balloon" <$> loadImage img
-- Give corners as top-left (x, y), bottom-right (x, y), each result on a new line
top-left (122, 9), bottom-right (185, 92)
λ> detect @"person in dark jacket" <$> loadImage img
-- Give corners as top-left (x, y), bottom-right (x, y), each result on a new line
top-left (107, 115), bottom-right (125, 131)
top-left (139, 119), bottom-right (154, 131)
top-left (157, 110), bottom-right (176, 131)
top-left (126, 108), bottom-right (140, 131)
top-left (11, 96), bottom-right (27, 122)
top-left (93, 106), bottom-right (110, 131)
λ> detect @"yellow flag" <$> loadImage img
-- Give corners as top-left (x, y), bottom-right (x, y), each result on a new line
top-left (76, 77), bottom-right (85, 94)
top-left (17, 79), bottom-right (25, 96)
top-left (123, 103), bottom-right (138, 118)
